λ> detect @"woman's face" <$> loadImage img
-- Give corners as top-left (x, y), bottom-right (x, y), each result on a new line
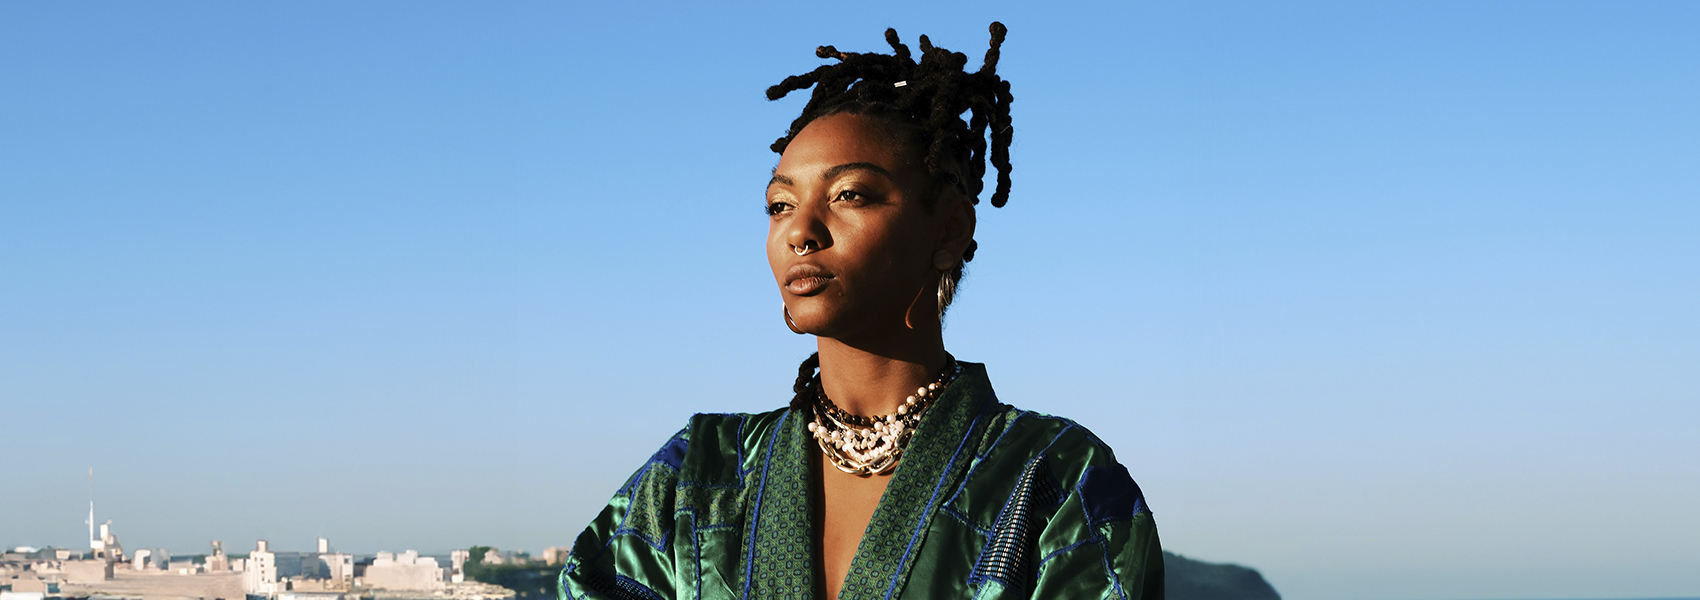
top-left (766, 113), bottom-right (969, 342)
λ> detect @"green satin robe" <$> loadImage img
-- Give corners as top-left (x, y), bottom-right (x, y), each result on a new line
top-left (559, 362), bottom-right (1163, 600)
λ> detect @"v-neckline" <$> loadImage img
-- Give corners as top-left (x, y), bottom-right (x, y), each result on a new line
top-left (745, 363), bottom-right (993, 600)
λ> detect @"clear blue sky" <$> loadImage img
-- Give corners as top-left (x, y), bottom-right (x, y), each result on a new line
top-left (3, 2), bottom-right (1696, 599)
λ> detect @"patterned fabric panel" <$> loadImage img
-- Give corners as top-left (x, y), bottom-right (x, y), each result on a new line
top-left (674, 484), bottom-right (743, 529)
top-left (580, 567), bottom-right (665, 600)
top-left (741, 410), bottom-right (817, 599)
top-left (677, 412), bottom-right (761, 530)
top-left (968, 455), bottom-right (1064, 590)
top-left (616, 463), bottom-right (677, 551)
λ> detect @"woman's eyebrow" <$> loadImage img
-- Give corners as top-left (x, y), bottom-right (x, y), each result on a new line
top-left (821, 162), bottom-right (892, 181)
top-left (769, 162), bottom-right (890, 188)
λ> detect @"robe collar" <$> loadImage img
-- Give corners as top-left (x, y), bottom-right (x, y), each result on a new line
top-left (744, 362), bottom-right (995, 600)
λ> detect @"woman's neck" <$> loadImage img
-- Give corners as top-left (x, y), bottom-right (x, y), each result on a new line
top-left (815, 330), bottom-right (949, 418)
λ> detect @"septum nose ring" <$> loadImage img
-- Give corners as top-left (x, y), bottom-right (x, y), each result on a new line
top-left (792, 241), bottom-right (817, 256)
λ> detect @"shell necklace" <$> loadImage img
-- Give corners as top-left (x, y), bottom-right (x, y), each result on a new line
top-left (807, 358), bottom-right (962, 475)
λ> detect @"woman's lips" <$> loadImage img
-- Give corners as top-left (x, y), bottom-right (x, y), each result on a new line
top-left (787, 276), bottom-right (831, 295)
top-left (784, 264), bottom-right (834, 296)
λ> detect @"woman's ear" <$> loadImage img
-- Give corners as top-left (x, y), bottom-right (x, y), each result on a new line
top-left (934, 191), bottom-right (978, 270)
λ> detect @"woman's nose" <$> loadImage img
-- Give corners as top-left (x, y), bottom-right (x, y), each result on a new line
top-left (785, 201), bottom-right (831, 255)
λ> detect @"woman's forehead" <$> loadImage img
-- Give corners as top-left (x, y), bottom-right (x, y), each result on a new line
top-left (774, 114), bottom-right (914, 178)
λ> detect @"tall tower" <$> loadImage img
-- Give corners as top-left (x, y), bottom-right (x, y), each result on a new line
top-left (86, 467), bottom-right (97, 551)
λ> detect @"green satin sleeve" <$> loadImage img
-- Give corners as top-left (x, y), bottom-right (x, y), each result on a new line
top-left (940, 410), bottom-right (1166, 600)
top-left (559, 411), bottom-right (786, 600)
top-left (1020, 504), bottom-right (1163, 599)
top-left (1022, 439), bottom-right (1164, 600)
top-left (559, 426), bottom-right (688, 600)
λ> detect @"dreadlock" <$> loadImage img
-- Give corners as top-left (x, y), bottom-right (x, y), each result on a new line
top-left (767, 23), bottom-right (1014, 238)
top-left (768, 23), bottom-right (1014, 413)
top-left (789, 352), bottom-right (821, 413)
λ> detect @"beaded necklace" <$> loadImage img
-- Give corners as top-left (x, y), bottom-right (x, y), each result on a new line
top-left (807, 358), bottom-right (962, 475)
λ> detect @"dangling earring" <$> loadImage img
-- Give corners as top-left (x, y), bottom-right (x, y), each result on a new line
top-left (932, 249), bottom-right (961, 321)
top-left (783, 304), bottom-right (805, 335)
top-left (902, 283), bottom-right (929, 331)
top-left (937, 270), bottom-right (957, 321)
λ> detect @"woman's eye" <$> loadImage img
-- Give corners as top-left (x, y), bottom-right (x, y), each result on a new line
top-left (765, 202), bottom-right (791, 216)
top-left (835, 190), bottom-right (864, 202)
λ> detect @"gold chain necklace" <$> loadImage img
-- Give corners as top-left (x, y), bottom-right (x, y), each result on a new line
top-left (807, 359), bottom-right (961, 475)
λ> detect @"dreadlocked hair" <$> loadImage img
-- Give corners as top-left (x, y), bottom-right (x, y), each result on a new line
top-left (766, 21), bottom-right (1014, 272)
top-left (789, 352), bottom-right (821, 413)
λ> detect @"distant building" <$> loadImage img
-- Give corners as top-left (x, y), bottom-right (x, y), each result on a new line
top-left (303, 538), bottom-right (352, 587)
top-left (127, 547), bottom-right (170, 572)
top-left (273, 552), bottom-right (326, 580)
top-left (130, 549), bottom-right (157, 571)
top-left (205, 541), bottom-right (230, 573)
top-left (58, 560), bottom-right (112, 584)
top-left (3, 573), bottom-right (48, 594)
top-left (320, 552), bottom-right (353, 586)
top-left (449, 550), bottom-right (469, 583)
top-left (246, 540), bottom-right (280, 595)
top-left (1, 587), bottom-right (47, 600)
top-left (542, 547), bottom-right (571, 566)
top-left (479, 549), bottom-right (530, 566)
top-left (361, 551), bottom-right (443, 592)
top-left (241, 538), bottom-right (354, 593)
top-left (89, 521), bottom-right (123, 563)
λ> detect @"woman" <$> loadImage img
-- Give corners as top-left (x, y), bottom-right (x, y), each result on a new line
top-left (560, 23), bottom-right (1162, 600)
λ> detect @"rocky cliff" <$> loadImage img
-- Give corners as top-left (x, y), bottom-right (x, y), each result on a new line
top-left (1163, 551), bottom-right (1281, 600)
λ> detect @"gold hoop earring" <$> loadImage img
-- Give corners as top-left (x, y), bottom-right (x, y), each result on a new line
top-left (783, 305), bottom-right (806, 335)
top-left (937, 270), bottom-right (957, 321)
top-left (902, 283), bottom-right (929, 331)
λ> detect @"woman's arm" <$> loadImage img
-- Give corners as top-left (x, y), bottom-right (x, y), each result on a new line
top-left (963, 420), bottom-right (1164, 600)
top-left (559, 427), bottom-right (689, 600)
top-left (1026, 462), bottom-right (1163, 600)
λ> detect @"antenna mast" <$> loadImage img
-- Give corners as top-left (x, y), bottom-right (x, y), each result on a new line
top-left (86, 467), bottom-right (96, 550)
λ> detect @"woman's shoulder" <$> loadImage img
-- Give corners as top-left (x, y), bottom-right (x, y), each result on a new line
top-left (656, 407), bottom-right (794, 483)
top-left (972, 404), bottom-right (1148, 514)
top-left (978, 405), bottom-right (1118, 465)
top-left (678, 407), bottom-right (792, 450)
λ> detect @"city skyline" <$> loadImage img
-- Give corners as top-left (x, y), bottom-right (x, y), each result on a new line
top-left (1, 526), bottom-right (552, 600)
